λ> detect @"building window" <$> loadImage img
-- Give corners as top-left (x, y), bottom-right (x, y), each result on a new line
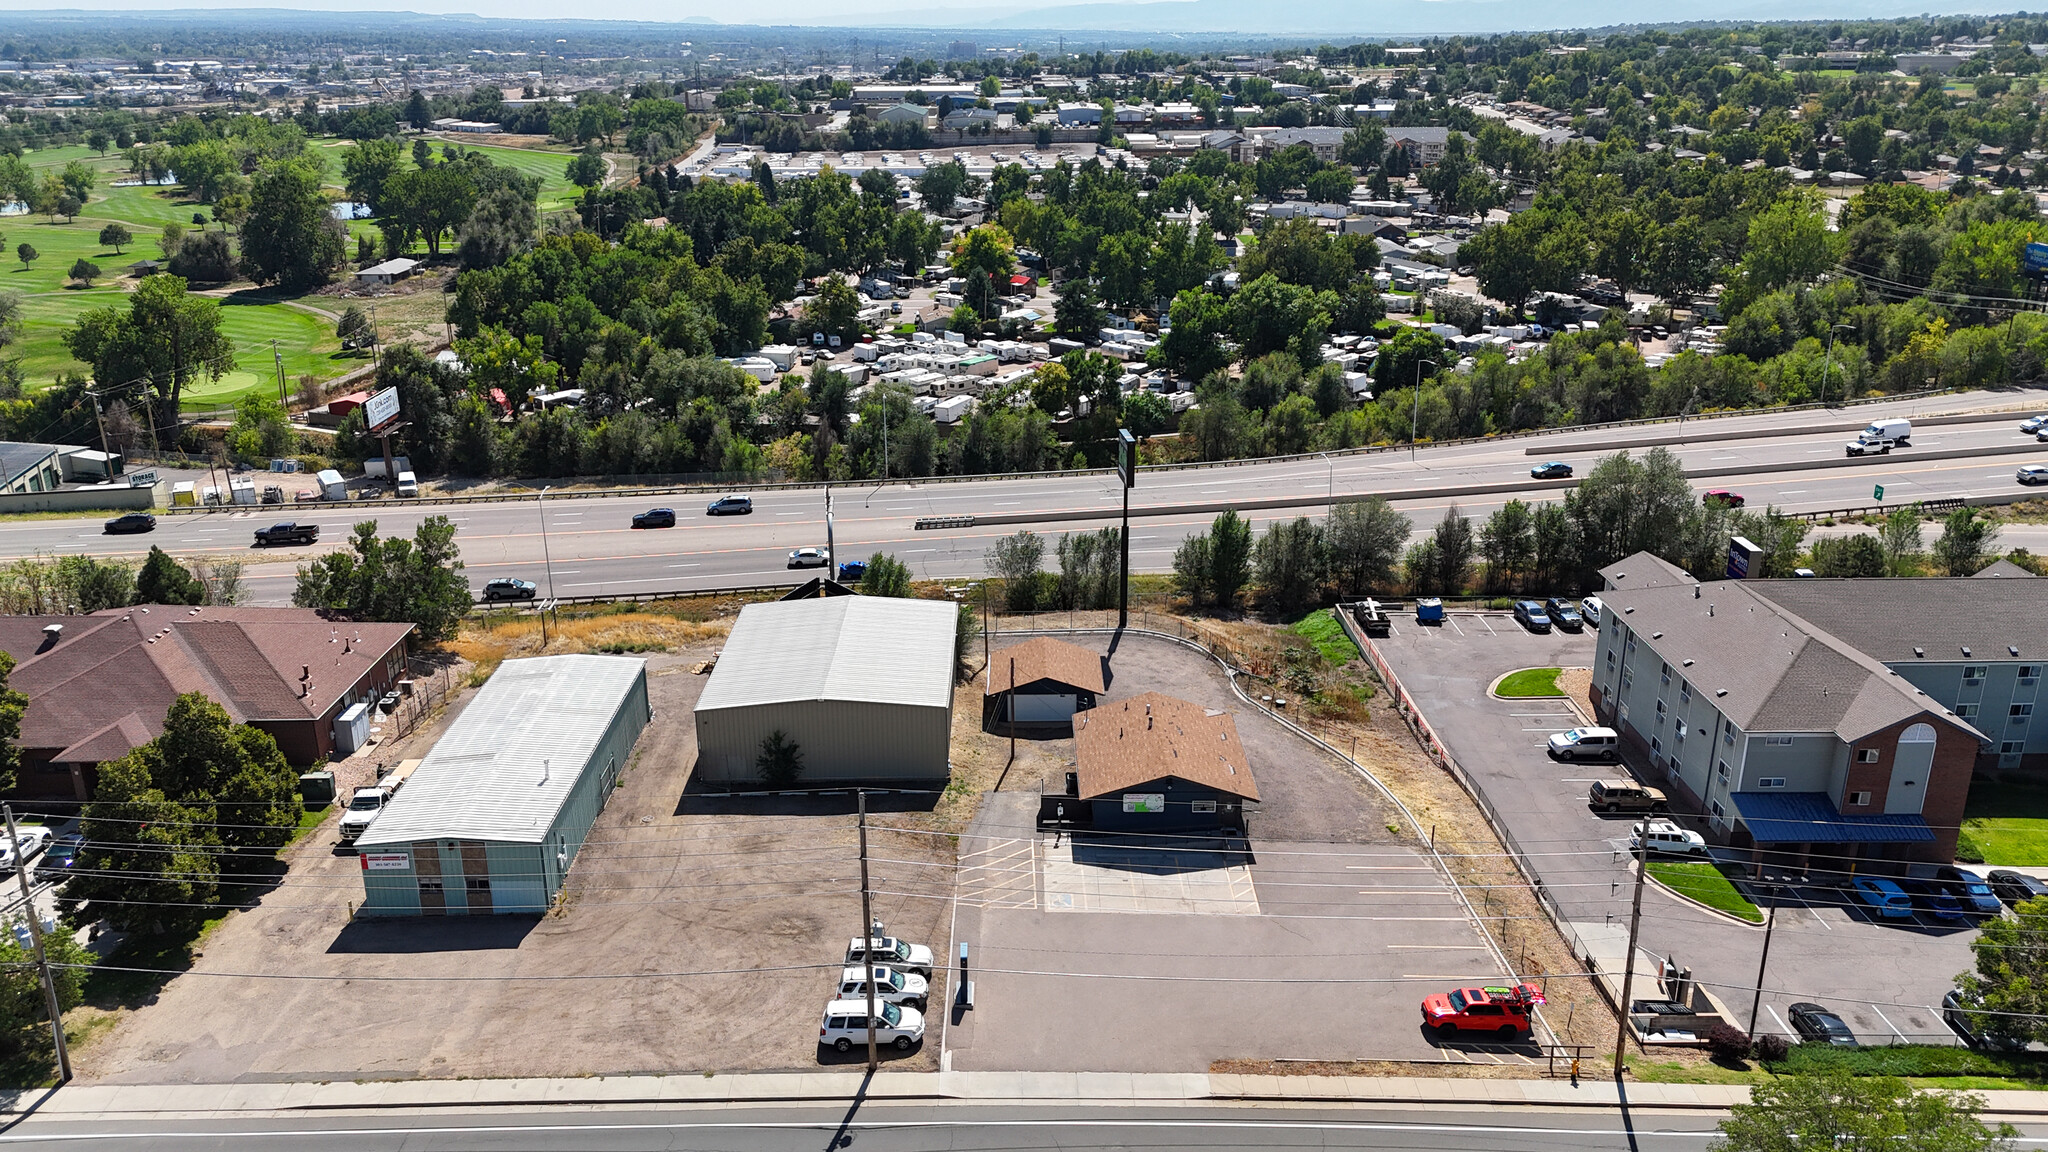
top-left (1857, 748), bottom-right (1880, 763)
top-left (1849, 791), bottom-right (1871, 807)
top-left (418, 879), bottom-right (443, 897)
top-left (1622, 672), bottom-right (1633, 692)
top-left (1764, 735), bottom-right (1794, 746)
top-left (466, 877), bottom-right (491, 895)
top-left (1724, 729), bottom-right (1736, 747)
top-left (1661, 664), bottom-right (1671, 687)
top-left (1619, 701), bottom-right (1630, 722)
top-left (2003, 740), bottom-right (2025, 755)
top-left (1650, 736), bottom-right (1663, 755)
top-left (1710, 799), bottom-right (1726, 819)
top-left (2014, 703), bottom-right (2036, 719)
top-left (1606, 650), bottom-right (1615, 668)
top-left (1675, 720), bottom-right (1688, 742)
top-left (1957, 703), bottom-right (1980, 719)
top-left (1965, 666), bottom-right (1988, 685)
top-left (1759, 777), bottom-right (1786, 788)
top-left (1627, 637), bottom-right (1637, 655)
top-left (1717, 761), bottom-right (1730, 783)
top-left (1680, 682), bottom-right (1691, 704)
top-left (2023, 665), bottom-right (2042, 685)
top-left (1656, 699), bottom-right (1667, 715)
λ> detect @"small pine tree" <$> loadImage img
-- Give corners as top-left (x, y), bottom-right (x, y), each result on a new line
top-left (756, 730), bottom-right (804, 788)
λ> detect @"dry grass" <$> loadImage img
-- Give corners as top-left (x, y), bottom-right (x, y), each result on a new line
top-left (452, 611), bottom-right (731, 680)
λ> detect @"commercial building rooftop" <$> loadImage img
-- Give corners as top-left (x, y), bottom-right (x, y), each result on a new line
top-left (697, 596), bottom-right (956, 713)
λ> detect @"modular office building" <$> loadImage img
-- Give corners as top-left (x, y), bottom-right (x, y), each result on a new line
top-left (356, 654), bottom-right (650, 915)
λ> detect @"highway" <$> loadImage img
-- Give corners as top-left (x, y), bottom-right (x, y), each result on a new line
top-left (6, 391), bottom-right (2045, 605)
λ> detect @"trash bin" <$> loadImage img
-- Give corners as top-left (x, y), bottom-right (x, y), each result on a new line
top-left (298, 770), bottom-right (335, 807)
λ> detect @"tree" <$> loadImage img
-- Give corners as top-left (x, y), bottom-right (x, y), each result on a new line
top-left (949, 224), bottom-right (1015, 317)
top-left (1206, 509), bottom-right (1253, 608)
top-left (290, 517), bottom-right (472, 642)
top-left (1053, 277), bottom-right (1105, 342)
top-left (1228, 273), bottom-right (1335, 364)
top-left (1711, 1071), bottom-right (2014, 1152)
top-left (1880, 506), bottom-right (1924, 575)
top-left (986, 530), bottom-right (1046, 613)
top-left (801, 277), bottom-right (863, 345)
top-left (0, 652), bottom-right (27, 795)
top-left (1724, 193), bottom-right (1835, 316)
top-left (1157, 288), bottom-right (1230, 380)
top-left (567, 146), bottom-right (607, 192)
top-left (167, 230), bottom-right (235, 282)
top-left (405, 89), bottom-right (432, 130)
top-left (1327, 497), bottom-right (1409, 595)
top-left (916, 160), bottom-right (968, 214)
top-left (67, 259), bottom-right (100, 287)
top-left (135, 546), bottom-right (204, 605)
top-left (1427, 506), bottom-right (1475, 594)
top-left (756, 729), bottom-right (804, 788)
top-left (336, 305), bottom-right (376, 352)
top-left (1567, 448), bottom-right (1696, 577)
top-left (239, 159), bottom-right (347, 290)
top-left (98, 222), bottom-right (132, 254)
top-left (858, 553), bottom-right (913, 597)
top-left (1255, 516), bottom-right (1328, 613)
top-left (1173, 532), bottom-right (1215, 607)
top-left (342, 137), bottom-right (405, 214)
top-left (1461, 205), bottom-right (1588, 319)
top-left (1338, 120), bottom-right (1387, 169)
top-left (14, 244), bottom-right (34, 271)
top-left (452, 184), bottom-right (535, 270)
top-left (1809, 533), bottom-right (1887, 578)
top-left (64, 274), bottom-right (236, 447)
top-left (1480, 500), bottom-right (1536, 591)
top-left (1957, 894), bottom-right (2048, 1048)
top-left (1933, 507), bottom-right (2001, 577)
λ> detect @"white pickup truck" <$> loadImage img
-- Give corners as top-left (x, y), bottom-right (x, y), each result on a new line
top-left (845, 935), bottom-right (935, 977)
top-left (337, 760), bottom-right (419, 845)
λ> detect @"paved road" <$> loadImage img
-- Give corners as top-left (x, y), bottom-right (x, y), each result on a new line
top-left (12, 391), bottom-right (2045, 605)
top-left (0, 1100), bottom-right (1749, 1151)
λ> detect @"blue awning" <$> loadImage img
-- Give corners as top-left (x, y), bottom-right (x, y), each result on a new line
top-left (1728, 792), bottom-right (1934, 844)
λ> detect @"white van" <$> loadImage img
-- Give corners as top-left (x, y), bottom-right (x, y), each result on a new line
top-left (1847, 418), bottom-right (1911, 456)
top-left (819, 998), bottom-right (924, 1052)
top-left (395, 470), bottom-right (418, 498)
top-left (1548, 726), bottom-right (1620, 763)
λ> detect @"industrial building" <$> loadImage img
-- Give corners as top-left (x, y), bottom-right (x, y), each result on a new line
top-left (693, 596), bottom-right (957, 785)
top-left (984, 636), bottom-right (1106, 733)
top-left (1072, 692), bottom-right (1260, 832)
top-left (355, 655), bottom-right (651, 916)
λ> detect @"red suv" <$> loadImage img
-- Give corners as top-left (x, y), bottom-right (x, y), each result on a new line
top-left (1420, 984), bottom-right (1547, 1038)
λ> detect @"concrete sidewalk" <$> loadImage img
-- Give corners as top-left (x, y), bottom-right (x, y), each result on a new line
top-left (4, 1071), bottom-right (2047, 1120)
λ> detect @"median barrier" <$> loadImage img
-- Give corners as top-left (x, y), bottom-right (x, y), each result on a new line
top-left (1525, 404), bottom-right (2039, 455)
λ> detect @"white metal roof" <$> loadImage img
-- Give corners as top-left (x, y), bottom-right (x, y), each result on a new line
top-left (696, 597), bottom-right (956, 713)
top-left (356, 654), bottom-right (646, 847)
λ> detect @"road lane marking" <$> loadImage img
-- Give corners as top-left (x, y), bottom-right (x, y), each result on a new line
top-left (667, 563), bottom-right (701, 568)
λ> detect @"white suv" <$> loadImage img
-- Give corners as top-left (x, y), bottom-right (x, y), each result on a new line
top-left (820, 998), bottom-right (924, 1052)
top-left (837, 965), bottom-right (929, 1009)
top-left (1548, 726), bottom-right (1620, 763)
top-left (1631, 818), bottom-right (1707, 855)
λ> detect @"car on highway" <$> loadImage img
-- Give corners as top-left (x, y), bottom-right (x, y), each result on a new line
top-left (1934, 865), bottom-right (2002, 916)
top-left (631, 508), bottom-right (676, 529)
top-left (2023, 415), bottom-right (2048, 435)
top-left (1580, 596), bottom-right (1604, 626)
top-left (1902, 877), bottom-right (1968, 922)
top-left (252, 522), bottom-right (318, 547)
top-left (0, 826), bottom-right (51, 875)
top-left (2020, 466), bottom-right (2048, 486)
top-left (820, 998), bottom-right (923, 1052)
top-left (1419, 983), bottom-right (1546, 1039)
top-left (1511, 600), bottom-right (1551, 633)
top-left (1530, 461), bottom-right (1573, 479)
top-left (481, 578), bottom-right (538, 602)
top-left (1788, 1002), bottom-right (1858, 1047)
top-left (1543, 597), bottom-right (1584, 631)
top-left (705, 495), bottom-right (753, 516)
top-left (1631, 818), bottom-right (1707, 856)
top-left (1851, 876), bottom-right (1914, 920)
top-left (1846, 436), bottom-right (1899, 456)
top-left (788, 547), bottom-right (830, 569)
top-left (1547, 726), bottom-right (1620, 763)
top-left (1988, 869), bottom-right (2048, 907)
top-left (837, 560), bottom-right (868, 583)
top-left (1703, 489), bottom-right (1746, 508)
top-left (103, 512), bottom-right (156, 535)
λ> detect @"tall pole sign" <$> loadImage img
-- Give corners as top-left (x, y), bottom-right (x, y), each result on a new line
top-left (1117, 429), bottom-right (1135, 630)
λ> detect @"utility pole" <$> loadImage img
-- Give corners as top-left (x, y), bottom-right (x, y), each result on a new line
top-left (1117, 428), bottom-right (1134, 630)
top-left (1411, 357), bottom-right (1439, 464)
top-left (1745, 886), bottom-right (1780, 1040)
top-left (6, 806), bottom-right (68, 1083)
top-left (272, 339), bottom-right (287, 407)
top-left (538, 486), bottom-right (556, 600)
top-left (1612, 833), bottom-right (1648, 1080)
top-left (858, 790), bottom-right (878, 1070)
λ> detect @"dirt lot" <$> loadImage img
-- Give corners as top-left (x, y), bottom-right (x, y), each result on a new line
top-left (73, 642), bottom-right (957, 1083)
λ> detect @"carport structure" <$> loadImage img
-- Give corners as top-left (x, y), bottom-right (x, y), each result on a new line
top-left (983, 636), bottom-right (1106, 734)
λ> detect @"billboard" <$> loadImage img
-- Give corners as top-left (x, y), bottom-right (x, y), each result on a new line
top-left (1727, 535), bottom-right (1762, 580)
top-left (2028, 242), bottom-right (2048, 275)
top-left (364, 386), bottom-right (401, 432)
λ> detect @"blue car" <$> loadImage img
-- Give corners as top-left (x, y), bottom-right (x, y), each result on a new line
top-left (1903, 878), bottom-right (1967, 922)
top-left (837, 560), bottom-right (868, 583)
top-left (1851, 876), bottom-right (1913, 920)
top-left (1936, 867), bottom-right (2003, 916)
top-left (1531, 461), bottom-right (1573, 479)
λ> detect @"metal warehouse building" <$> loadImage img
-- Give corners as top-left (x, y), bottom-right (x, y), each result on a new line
top-left (356, 654), bottom-right (651, 915)
top-left (694, 596), bottom-right (957, 784)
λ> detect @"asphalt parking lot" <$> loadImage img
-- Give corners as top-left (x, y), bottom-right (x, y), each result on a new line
top-left (944, 633), bottom-right (1523, 1073)
top-left (1373, 609), bottom-right (1980, 1047)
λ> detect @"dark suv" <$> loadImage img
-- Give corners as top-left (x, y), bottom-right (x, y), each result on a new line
top-left (632, 508), bottom-right (677, 529)
top-left (482, 578), bottom-right (538, 602)
top-left (706, 495), bottom-right (753, 516)
top-left (1543, 598), bottom-right (1584, 631)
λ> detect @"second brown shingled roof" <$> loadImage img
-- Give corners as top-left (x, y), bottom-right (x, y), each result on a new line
top-left (1074, 691), bottom-right (1259, 802)
top-left (985, 636), bottom-right (1108, 696)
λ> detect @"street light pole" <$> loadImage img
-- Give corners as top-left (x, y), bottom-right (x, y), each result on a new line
top-left (1746, 886), bottom-right (1781, 1040)
top-left (538, 486), bottom-right (556, 600)
top-left (1821, 323), bottom-right (1852, 408)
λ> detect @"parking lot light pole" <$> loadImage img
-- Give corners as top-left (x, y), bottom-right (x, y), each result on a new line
top-left (1612, 834), bottom-right (1649, 1080)
top-left (1746, 886), bottom-right (1780, 1040)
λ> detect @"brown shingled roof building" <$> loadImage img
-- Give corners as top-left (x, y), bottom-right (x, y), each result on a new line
top-left (1073, 691), bottom-right (1258, 831)
top-left (984, 636), bottom-right (1107, 733)
top-left (0, 606), bottom-right (413, 800)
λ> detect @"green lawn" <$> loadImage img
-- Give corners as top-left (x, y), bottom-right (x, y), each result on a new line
top-left (1291, 608), bottom-right (1360, 665)
top-left (1495, 667), bottom-right (1564, 697)
top-left (1960, 779), bottom-right (2048, 866)
top-left (1647, 860), bottom-right (1764, 922)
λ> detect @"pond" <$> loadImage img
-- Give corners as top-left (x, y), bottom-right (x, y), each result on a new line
top-left (110, 173), bottom-right (178, 187)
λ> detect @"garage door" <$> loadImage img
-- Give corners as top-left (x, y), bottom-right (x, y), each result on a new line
top-left (1013, 694), bottom-right (1077, 723)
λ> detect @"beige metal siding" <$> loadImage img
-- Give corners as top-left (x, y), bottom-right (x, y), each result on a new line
top-left (695, 698), bottom-right (951, 783)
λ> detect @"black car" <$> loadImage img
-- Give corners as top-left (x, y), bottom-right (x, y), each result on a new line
top-left (103, 512), bottom-right (156, 535)
top-left (481, 578), bottom-right (538, 602)
top-left (1943, 989), bottom-right (2024, 1051)
top-left (1787, 1002), bottom-right (1858, 1047)
top-left (632, 508), bottom-right (677, 529)
top-left (1531, 461), bottom-right (1573, 479)
top-left (706, 495), bottom-right (754, 516)
top-left (1989, 869), bottom-right (2048, 907)
top-left (34, 834), bottom-right (82, 880)
top-left (1543, 597), bottom-right (1584, 631)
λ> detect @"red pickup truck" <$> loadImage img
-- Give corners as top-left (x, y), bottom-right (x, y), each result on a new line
top-left (1420, 983), bottom-right (1547, 1038)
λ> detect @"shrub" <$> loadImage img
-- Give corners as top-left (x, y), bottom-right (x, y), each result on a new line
top-left (1751, 1033), bottom-right (1790, 1063)
top-left (756, 729), bottom-right (804, 788)
top-left (1703, 1021), bottom-right (1751, 1063)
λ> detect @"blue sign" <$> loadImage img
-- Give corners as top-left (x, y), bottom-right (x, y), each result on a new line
top-left (2027, 242), bottom-right (2048, 274)
top-left (1727, 535), bottom-right (1761, 580)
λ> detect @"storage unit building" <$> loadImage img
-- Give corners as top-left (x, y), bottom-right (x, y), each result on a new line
top-left (693, 597), bottom-right (956, 785)
top-left (355, 654), bottom-right (651, 915)
top-left (1073, 692), bottom-right (1260, 832)
top-left (984, 636), bottom-right (1106, 733)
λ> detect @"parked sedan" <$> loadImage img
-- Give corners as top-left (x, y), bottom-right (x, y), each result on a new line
top-left (1934, 866), bottom-right (2003, 916)
top-left (1511, 600), bottom-right (1552, 633)
top-left (2021, 466), bottom-right (2048, 486)
top-left (1788, 1002), bottom-right (1858, 1047)
top-left (1988, 869), bottom-right (2048, 907)
top-left (0, 826), bottom-right (51, 875)
top-left (788, 547), bottom-right (830, 569)
top-left (32, 834), bottom-right (82, 882)
top-left (1943, 989), bottom-right (2024, 1051)
top-left (1902, 877), bottom-right (1968, 922)
top-left (1850, 876), bottom-right (1914, 920)
top-left (103, 512), bottom-right (156, 535)
top-left (1530, 461), bottom-right (1573, 479)
top-left (481, 578), bottom-right (538, 602)
top-left (631, 508), bottom-right (677, 529)
top-left (1543, 597), bottom-right (1584, 631)
top-left (705, 494), bottom-right (754, 516)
